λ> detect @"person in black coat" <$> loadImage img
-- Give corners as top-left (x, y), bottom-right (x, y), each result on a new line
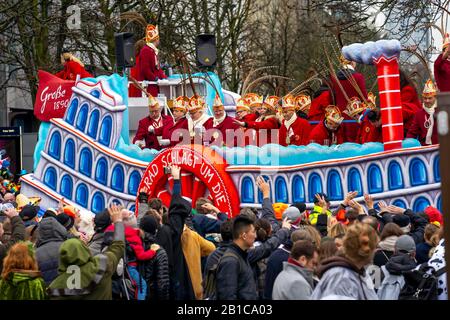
top-left (35, 217), bottom-right (69, 285)
top-left (140, 215), bottom-right (170, 300)
top-left (166, 164), bottom-right (195, 300)
top-left (193, 198), bottom-right (228, 239)
top-left (216, 215), bottom-right (258, 300)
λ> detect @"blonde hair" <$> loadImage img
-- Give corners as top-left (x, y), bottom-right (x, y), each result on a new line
top-left (328, 221), bottom-right (347, 238)
top-left (61, 52), bottom-right (85, 67)
top-left (343, 222), bottom-right (379, 266)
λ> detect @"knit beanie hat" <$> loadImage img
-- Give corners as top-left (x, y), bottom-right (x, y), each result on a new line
top-left (56, 213), bottom-right (75, 230)
top-left (94, 209), bottom-right (111, 232)
top-left (139, 215), bottom-right (158, 235)
top-left (282, 206), bottom-right (301, 222)
top-left (19, 205), bottom-right (40, 221)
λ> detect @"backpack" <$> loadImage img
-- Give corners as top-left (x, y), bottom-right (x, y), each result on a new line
top-left (398, 263), bottom-right (446, 300)
top-left (102, 230), bottom-right (143, 300)
top-left (203, 251), bottom-right (242, 300)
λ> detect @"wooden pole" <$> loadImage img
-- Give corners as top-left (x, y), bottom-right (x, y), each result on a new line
top-left (437, 92), bottom-right (450, 299)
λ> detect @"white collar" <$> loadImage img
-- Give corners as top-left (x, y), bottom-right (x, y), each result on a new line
top-left (146, 42), bottom-right (158, 55)
top-left (213, 114), bottom-right (226, 127)
top-left (284, 113), bottom-right (297, 130)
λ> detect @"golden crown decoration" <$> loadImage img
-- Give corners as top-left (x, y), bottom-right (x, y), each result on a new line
top-left (188, 95), bottom-right (206, 112)
top-left (243, 93), bottom-right (264, 108)
top-left (173, 96), bottom-right (189, 111)
top-left (263, 95), bottom-right (280, 111)
top-left (145, 24), bottom-right (159, 43)
top-left (281, 94), bottom-right (297, 110)
top-left (295, 94), bottom-right (312, 112)
top-left (325, 105), bottom-right (344, 124)
top-left (344, 97), bottom-right (365, 118)
top-left (236, 98), bottom-right (251, 112)
top-left (422, 79), bottom-right (437, 97)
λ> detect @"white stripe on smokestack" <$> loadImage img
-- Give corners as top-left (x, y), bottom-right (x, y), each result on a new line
top-left (382, 123), bottom-right (403, 128)
top-left (384, 140), bottom-right (403, 145)
top-left (379, 90), bottom-right (401, 94)
top-left (378, 74), bottom-right (400, 79)
top-left (380, 106), bottom-right (402, 111)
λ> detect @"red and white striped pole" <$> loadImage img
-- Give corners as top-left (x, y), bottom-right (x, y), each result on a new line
top-left (373, 56), bottom-right (404, 151)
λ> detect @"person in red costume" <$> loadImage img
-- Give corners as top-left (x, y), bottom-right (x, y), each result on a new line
top-left (55, 50), bottom-right (93, 81)
top-left (279, 94), bottom-right (311, 146)
top-left (155, 96), bottom-right (189, 147)
top-left (400, 70), bottom-right (421, 110)
top-left (136, 24), bottom-right (167, 97)
top-left (128, 40), bottom-right (146, 98)
top-left (133, 95), bottom-right (169, 150)
top-left (234, 95), bottom-right (280, 146)
top-left (307, 87), bottom-right (333, 122)
top-left (242, 93), bottom-right (262, 122)
top-left (308, 106), bottom-right (345, 146)
top-left (204, 95), bottom-right (240, 147)
top-left (187, 95), bottom-right (211, 143)
top-left (294, 94), bottom-right (311, 120)
top-left (363, 110), bottom-right (383, 143)
top-left (434, 33), bottom-right (450, 92)
top-left (406, 80), bottom-right (439, 145)
top-left (234, 98), bottom-right (255, 147)
top-left (331, 56), bottom-right (368, 142)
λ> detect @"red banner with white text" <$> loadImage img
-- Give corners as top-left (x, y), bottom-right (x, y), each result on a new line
top-left (34, 70), bottom-right (75, 122)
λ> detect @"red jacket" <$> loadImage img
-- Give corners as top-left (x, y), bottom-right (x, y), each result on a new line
top-left (160, 117), bottom-right (189, 147)
top-left (128, 53), bottom-right (142, 97)
top-left (105, 225), bottom-right (156, 266)
top-left (308, 121), bottom-right (345, 145)
top-left (358, 118), bottom-right (382, 144)
top-left (406, 108), bottom-right (439, 145)
top-left (55, 61), bottom-right (92, 81)
top-left (402, 102), bottom-right (419, 137)
top-left (331, 70), bottom-right (367, 113)
top-left (137, 45), bottom-right (167, 97)
top-left (434, 54), bottom-right (450, 92)
top-left (204, 115), bottom-right (240, 147)
top-left (308, 90), bottom-right (332, 121)
top-left (401, 85), bottom-right (421, 111)
top-left (246, 116), bottom-right (280, 146)
top-left (279, 116), bottom-right (312, 146)
top-left (133, 114), bottom-right (169, 150)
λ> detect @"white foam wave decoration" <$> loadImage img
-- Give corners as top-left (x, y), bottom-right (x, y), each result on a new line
top-left (342, 40), bottom-right (401, 65)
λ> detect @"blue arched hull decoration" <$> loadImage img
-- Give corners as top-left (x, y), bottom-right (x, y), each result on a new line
top-left (87, 110), bottom-right (100, 139)
top-left (292, 176), bottom-right (305, 203)
top-left (43, 167), bottom-right (57, 191)
top-left (368, 164), bottom-right (383, 194)
top-left (241, 177), bottom-right (255, 203)
top-left (99, 116), bottom-right (113, 147)
top-left (63, 139), bottom-right (75, 169)
top-left (327, 170), bottom-right (343, 201)
top-left (76, 104), bottom-right (89, 132)
top-left (75, 184), bottom-right (89, 208)
top-left (392, 199), bottom-right (407, 209)
top-left (95, 158), bottom-right (108, 185)
top-left (48, 131), bottom-right (61, 160)
top-left (79, 148), bottom-right (93, 177)
top-left (275, 177), bottom-right (288, 203)
top-left (128, 171), bottom-right (142, 195)
top-left (91, 192), bottom-right (105, 214)
top-left (434, 156), bottom-right (441, 182)
top-left (60, 175), bottom-right (73, 200)
top-left (388, 161), bottom-right (404, 190)
top-left (111, 165), bottom-right (125, 193)
top-left (413, 197), bottom-right (431, 212)
top-left (308, 173), bottom-right (323, 202)
top-left (409, 158), bottom-right (428, 186)
top-left (348, 168), bottom-right (363, 196)
top-left (66, 98), bottom-right (78, 125)
top-left (258, 176), bottom-right (271, 204)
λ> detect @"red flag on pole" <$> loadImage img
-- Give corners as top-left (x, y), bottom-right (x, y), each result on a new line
top-left (34, 70), bottom-right (75, 122)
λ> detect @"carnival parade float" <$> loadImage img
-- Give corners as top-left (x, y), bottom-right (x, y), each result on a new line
top-left (19, 40), bottom-right (441, 217)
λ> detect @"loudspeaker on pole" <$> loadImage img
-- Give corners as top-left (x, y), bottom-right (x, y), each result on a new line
top-left (115, 32), bottom-right (136, 69)
top-left (195, 34), bottom-right (217, 68)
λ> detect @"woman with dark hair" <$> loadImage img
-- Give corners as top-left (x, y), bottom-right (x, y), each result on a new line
top-left (373, 222), bottom-right (404, 267)
top-left (399, 70), bottom-right (421, 136)
top-left (0, 242), bottom-right (47, 300)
